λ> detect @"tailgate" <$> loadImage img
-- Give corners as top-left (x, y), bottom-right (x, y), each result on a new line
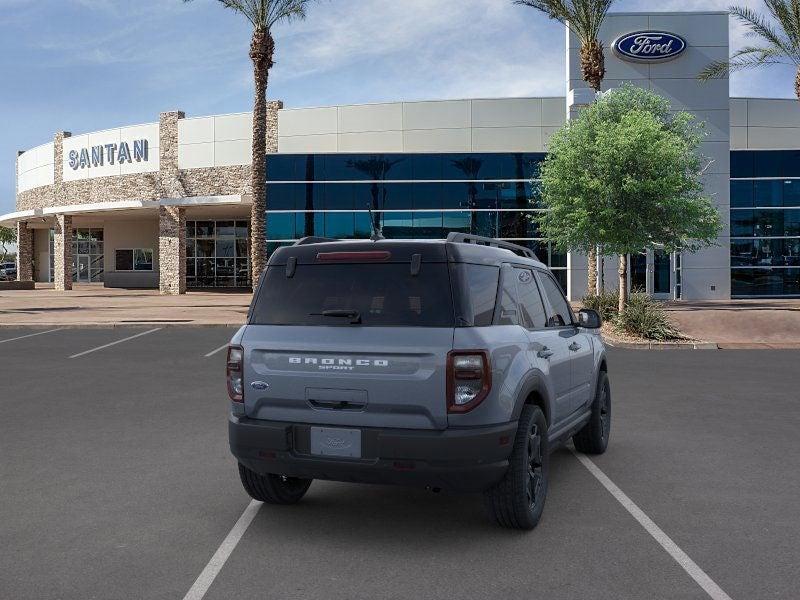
top-left (242, 325), bottom-right (454, 430)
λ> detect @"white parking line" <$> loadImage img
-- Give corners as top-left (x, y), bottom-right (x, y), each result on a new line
top-left (68, 328), bottom-right (162, 359)
top-left (204, 343), bottom-right (229, 358)
top-left (571, 449), bottom-right (733, 600)
top-left (0, 329), bottom-right (63, 345)
top-left (182, 500), bottom-right (262, 600)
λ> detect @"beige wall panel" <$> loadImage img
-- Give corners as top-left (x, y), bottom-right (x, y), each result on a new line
top-left (338, 131), bottom-right (403, 152)
top-left (402, 128), bottom-right (471, 152)
top-left (471, 98), bottom-right (542, 128)
top-left (338, 103), bottom-right (403, 133)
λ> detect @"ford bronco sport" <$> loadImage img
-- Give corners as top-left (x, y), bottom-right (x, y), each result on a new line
top-left (227, 233), bottom-right (609, 529)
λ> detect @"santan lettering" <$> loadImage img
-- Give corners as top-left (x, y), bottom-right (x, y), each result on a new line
top-left (629, 35), bottom-right (674, 56)
top-left (68, 139), bottom-right (148, 170)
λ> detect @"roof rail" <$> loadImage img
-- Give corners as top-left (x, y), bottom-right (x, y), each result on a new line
top-left (293, 236), bottom-right (339, 246)
top-left (446, 233), bottom-right (538, 260)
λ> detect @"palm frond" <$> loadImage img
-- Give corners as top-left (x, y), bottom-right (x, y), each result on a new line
top-left (699, 46), bottom-right (789, 80)
top-left (515, 0), bottom-right (616, 43)
top-left (730, 5), bottom-right (800, 65)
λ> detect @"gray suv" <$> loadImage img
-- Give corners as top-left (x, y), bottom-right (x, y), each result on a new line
top-left (228, 233), bottom-right (610, 529)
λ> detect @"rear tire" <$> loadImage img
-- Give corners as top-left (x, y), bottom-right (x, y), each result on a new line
top-left (572, 371), bottom-right (611, 455)
top-left (238, 463), bottom-right (312, 505)
top-left (483, 405), bottom-right (549, 530)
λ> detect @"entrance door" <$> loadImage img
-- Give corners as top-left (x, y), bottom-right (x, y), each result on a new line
top-left (630, 253), bottom-right (647, 293)
top-left (652, 249), bottom-right (672, 299)
top-left (77, 256), bottom-right (90, 282)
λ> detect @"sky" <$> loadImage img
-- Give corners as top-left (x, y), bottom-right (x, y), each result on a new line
top-left (1, 0), bottom-right (797, 216)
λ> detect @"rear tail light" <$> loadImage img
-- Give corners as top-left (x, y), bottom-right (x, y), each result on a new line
top-left (447, 350), bottom-right (491, 413)
top-left (227, 345), bottom-right (244, 402)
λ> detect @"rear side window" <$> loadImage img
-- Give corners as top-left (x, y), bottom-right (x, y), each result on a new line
top-left (497, 268), bottom-right (520, 326)
top-left (515, 268), bottom-right (547, 329)
top-left (451, 264), bottom-right (500, 327)
top-left (538, 271), bottom-right (573, 327)
top-left (250, 263), bottom-right (454, 327)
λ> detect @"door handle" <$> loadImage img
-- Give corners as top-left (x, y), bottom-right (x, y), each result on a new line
top-left (569, 342), bottom-right (582, 352)
top-left (537, 347), bottom-right (554, 359)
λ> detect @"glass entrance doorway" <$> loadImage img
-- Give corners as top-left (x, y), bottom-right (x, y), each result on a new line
top-left (72, 229), bottom-right (104, 283)
top-left (627, 248), bottom-right (675, 299)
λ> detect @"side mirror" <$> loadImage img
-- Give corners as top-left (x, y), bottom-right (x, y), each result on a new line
top-left (577, 308), bottom-right (602, 329)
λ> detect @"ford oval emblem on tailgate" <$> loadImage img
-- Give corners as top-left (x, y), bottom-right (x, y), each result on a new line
top-left (251, 381), bottom-right (269, 390)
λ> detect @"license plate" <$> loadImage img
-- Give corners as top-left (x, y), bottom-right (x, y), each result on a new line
top-left (310, 427), bottom-right (362, 458)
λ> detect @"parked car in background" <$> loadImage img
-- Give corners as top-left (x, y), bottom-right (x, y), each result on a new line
top-left (0, 262), bottom-right (16, 281)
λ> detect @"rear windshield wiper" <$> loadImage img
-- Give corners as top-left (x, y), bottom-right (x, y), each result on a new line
top-left (310, 309), bottom-right (362, 324)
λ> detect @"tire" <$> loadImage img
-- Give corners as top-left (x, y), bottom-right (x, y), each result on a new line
top-left (483, 405), bottom-right (549, 530)
top-left (573, 371), bottom-right (611, 455)
top-left (237, 463), bottom-right (312, 505)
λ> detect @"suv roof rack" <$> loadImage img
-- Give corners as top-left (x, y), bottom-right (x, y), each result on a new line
top-left (446, 233), bottom-right (538, 260)
top-left (293, 236), bottom-right (339, 246)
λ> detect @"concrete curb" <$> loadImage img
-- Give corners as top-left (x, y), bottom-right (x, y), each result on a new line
top-left (604, 339), bottom-right (719, 350)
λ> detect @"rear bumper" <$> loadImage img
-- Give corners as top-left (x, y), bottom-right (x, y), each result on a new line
top-left (229, 415), bottom-right (517, 493)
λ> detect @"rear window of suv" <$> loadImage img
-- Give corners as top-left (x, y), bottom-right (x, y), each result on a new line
top-left (250, 263), bottom-right (455, 327)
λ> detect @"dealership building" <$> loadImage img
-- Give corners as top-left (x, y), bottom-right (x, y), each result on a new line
top-left (4, 10), bottom-right (800, 300)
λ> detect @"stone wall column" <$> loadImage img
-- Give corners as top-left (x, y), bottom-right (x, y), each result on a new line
top-left (159, 111), bottom-right (186, 199)
top-left (16, 221), bottom-right (34, 282)
top-left (159, 205), bottom-right (186, 295)
top-left (53, 214), bottom-right (73, 291)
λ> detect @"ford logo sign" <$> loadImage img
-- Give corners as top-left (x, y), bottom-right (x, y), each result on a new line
top-left (613, 31), bottom-right (686, 63)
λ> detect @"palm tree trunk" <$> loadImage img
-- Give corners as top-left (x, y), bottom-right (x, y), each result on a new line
top-left (587, 247), bottom-right (598, 295)
top-left (581, 39), bottom-right (604, 295)
top-left (618, 254), bottom-right (628, 313)
top-left (249, 29), bottom-right (274, 288)
top-left (580, 40), bottom-right (605, 93)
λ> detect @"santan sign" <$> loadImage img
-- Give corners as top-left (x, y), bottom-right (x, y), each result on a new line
top-left (613, 31), bottom-right (687, 62)
top-left (68, 139), bottom-right (149, 170)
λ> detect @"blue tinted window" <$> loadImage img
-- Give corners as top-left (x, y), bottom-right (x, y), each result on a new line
top-left (730, 181), bottom-right (753, 208)
top-left (266, 213), bottom-right (295, 240)
top-left (267, 184), bottom-right (298, 210)
top-left (413, 212), bottom-right (444, 237)
top-left (354, 212), bottom-right (372, 238)
top-left (731, 210), bottom-right (753, 237)
top-left (786, 210), bottom-right (800, 236)
top-left (266, 155), bottom-right (297, 181)
top-left (412, 182), bottom-right (442, 209)
top-left (781, 150), bottom-right (800, 177)
top-left (443, 211), bottom-right (471, 233)
top-left (294, 212), bottom-right (323, 239)
top-left (445, 155), bottom-right (485, 180)
top-left (441, 183), bottom-right (470, 209)
top-left (325, 213), bottom-right (355, 238)
top-left (325, 183), bottom-right (354, 210)
top-left (754, 151), bottom-right (783, 177)
top-left (732, 268), bottom-right (800, 296)
top-left (412, 155), bottom-right (442, 180)
top-left (783, 180), bottom-right (800, 207)
top-left (730, 151), bottom-right (754, 178)
top-left (382, 212), bottom-right (414, 238)
top-left (383, 183), bottom-right (414, 210)
top-left (754, 180), bottom-right (783, 207)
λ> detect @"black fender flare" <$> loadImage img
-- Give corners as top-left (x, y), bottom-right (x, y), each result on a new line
top-left (511, 370), bottom-right (554, 427)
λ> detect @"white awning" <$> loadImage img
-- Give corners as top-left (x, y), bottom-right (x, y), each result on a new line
top-left (0, 195), bottom-right (245, 226)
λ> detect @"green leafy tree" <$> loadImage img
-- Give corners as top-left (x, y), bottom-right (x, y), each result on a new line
top-left (0, 226), bottom-right (15, 263)
top-left (699, 2), bottom-right (800, 100)
top-left (184, 0), bottom-right (315, 286)
top-left (537, 85), bottom-right (722, 311)
top-left (515, 0), bottom-right (616, 293)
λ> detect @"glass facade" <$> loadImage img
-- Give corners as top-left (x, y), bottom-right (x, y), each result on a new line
top-left (265, 153), bottom-right (568, 290)
top-left (186, 220), bottom-right (251, 288)
top-left (731, 151), bottom-right (800, 297)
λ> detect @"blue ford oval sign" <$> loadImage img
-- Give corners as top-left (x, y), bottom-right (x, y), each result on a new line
top-left (613, 31), bottom-right (687, 62)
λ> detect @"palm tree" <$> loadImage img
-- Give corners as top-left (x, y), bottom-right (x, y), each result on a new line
top-left (699, 2), bottom-right (800, 101)
top-left (184, 0), bottom-right (313, 287)
top-left (515, 0), bottom-right (615, 294)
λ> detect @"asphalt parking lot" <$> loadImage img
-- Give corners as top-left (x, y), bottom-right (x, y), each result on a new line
top-left (1, 327), bottom-right (799, 600)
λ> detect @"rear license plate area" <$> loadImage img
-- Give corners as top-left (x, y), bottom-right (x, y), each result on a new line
top-left (310, 427), bottom-right (362, 458)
